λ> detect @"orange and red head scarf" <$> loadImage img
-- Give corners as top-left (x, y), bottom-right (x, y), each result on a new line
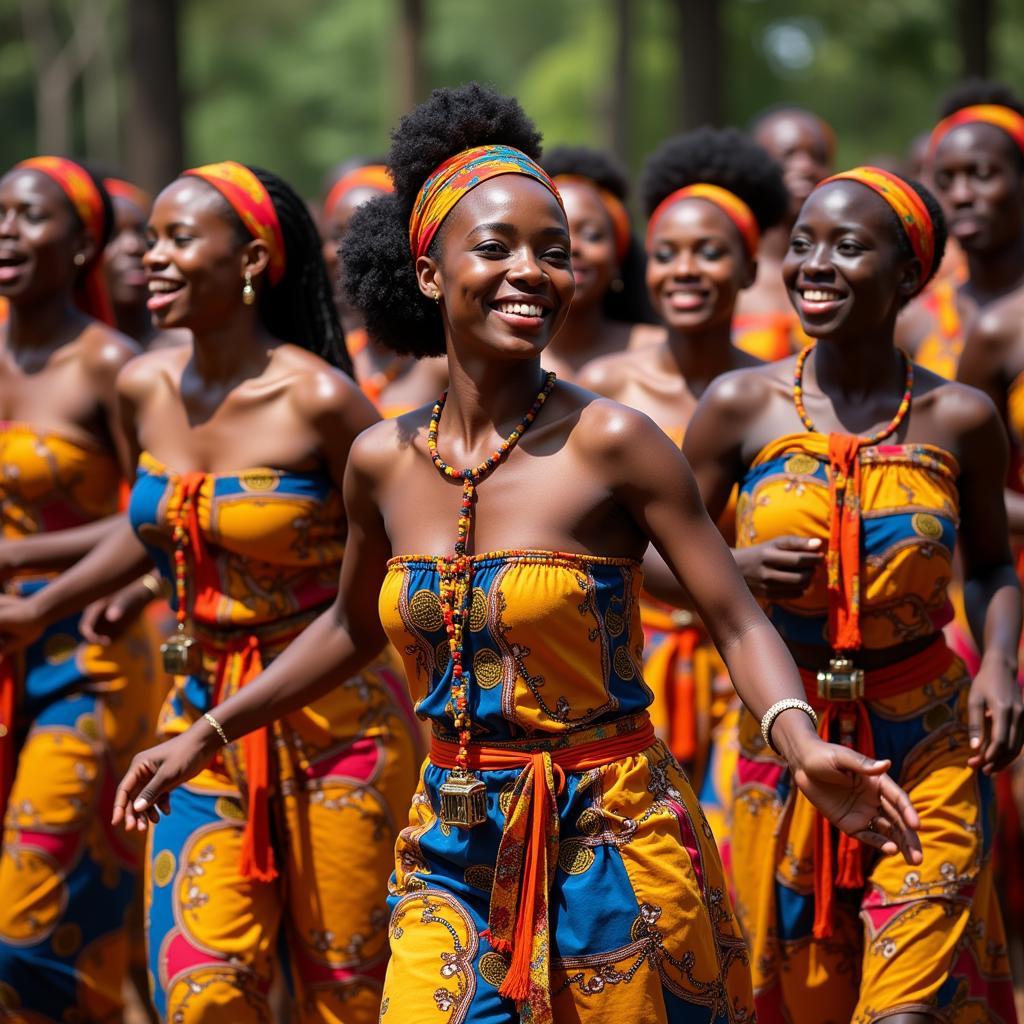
top-left (103, 176), bottom-right (151, 213)
top-left (408, 144), bottom-right (564, 260)
top-left (928, 103), bottom-right (1024, 160)
top-left (324, 164), bottom-right (393, 219)
top-left (183, 161), bottom-right (286, 285)
top-left (646, 183), bottom-right (761, 258)
top-left (552, 174), bottom-right (632, 264)
top-left (15, 156), bottom-right (114, 324)
top-left (817, 166), bottom-right (935, 291)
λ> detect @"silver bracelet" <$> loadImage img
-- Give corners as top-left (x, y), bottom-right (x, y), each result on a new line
top-left (203, 712), bottom-right (229, 746)
top-left (760, 698), bottom-right (818, 755)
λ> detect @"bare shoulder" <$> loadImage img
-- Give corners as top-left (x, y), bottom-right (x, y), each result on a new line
top-left (565, 386), bottom-right (672, 463)
top-left (925, 372), bottom-right (1000, 432)
top-left (347, 409), bottom-right (427, 485)
top-left (115, 340), bottom-right (187, 402)
top-left (627, 323), bottom-right (665, 350)
top-left (577, 345), bottom-right (650, 398)
top-left (699, 358), bottom-right (788, 421)
top-left (80, 320), bottom-right (142, 382)
top-left (967, 291), bottom-right (1024, 358)
top-left (274, 345), bottom-right (368, 412)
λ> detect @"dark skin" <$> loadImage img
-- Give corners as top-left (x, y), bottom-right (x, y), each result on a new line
top-left (0, 175), bottom-right (379, 662)
top-left (321, 182), bottom-right (447, 412)
top-left (0, 167), bottom-right (140, 578)
top-left (105, 174), bottom-right (921, 879)
top-left (735, 110), bottom-right (833, 327)
top-left (541, 178), bottom-right (633, 380)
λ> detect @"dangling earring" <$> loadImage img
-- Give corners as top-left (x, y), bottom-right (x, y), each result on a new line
top-left (242, 270), bottom-right (256, 306)
top-left (431, 291), bottom-right (441, 303)
top-left (609, 277), bottom-right (624, 293)
top-left (73, 252), bottom-right (86, 267)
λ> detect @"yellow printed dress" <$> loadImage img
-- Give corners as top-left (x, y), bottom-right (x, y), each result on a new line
top-left (0, 423), bottom-right (161, 1022)
top-left (732, 435), bottom-right (1016, 1023)
top-left (128, 453), bottom-right (419, 1024)
top-left (379, 550), bottom-right (753, 1023)
top-left (911, 277), bottom-right (963, 380)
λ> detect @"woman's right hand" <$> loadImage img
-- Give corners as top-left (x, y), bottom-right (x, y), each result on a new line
top-left (733, 536), bottom-right (823, 600)
top-left (0, 594), bottom-right (44, 654)
top-left (112, 724), bottom-right (221, 831)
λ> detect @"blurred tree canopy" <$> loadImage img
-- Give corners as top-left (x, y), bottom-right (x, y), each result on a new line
top-left (2, 0), bottom-right (1024, 201)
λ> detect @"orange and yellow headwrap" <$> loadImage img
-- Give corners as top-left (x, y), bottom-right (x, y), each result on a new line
top-left (15, 156), bottom-right (114, 324)
top-left (104, 177), bottom-right (151, 213)
top-left (928, 104), bottom-right (1024, 160)
top-left (324, 164), bottom-right (393, 218)
top-left (183, 161), bottom-right (286, 285)
top-left (818, 166), bottom-right (935, 288)
top-left (646, 183), bottom-right (760, 258)
top-left (553, 174), bottom-right (632, 264)
top-left (408, 144), bottom-right (564, 260)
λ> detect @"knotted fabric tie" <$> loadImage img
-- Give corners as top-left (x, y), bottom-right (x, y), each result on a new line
top-left (826, 432), bottom-right (866, 653)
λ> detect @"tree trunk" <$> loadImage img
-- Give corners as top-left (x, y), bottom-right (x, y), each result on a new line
top-left (607, 0), bottom-right (632, 163)
top-left (20, 0), bottom-right (72, 154)
top-left (956, 0), bottom-right (992, 79)
top-left (396, 0), bottom-right (425, 117)
top-left (673, 0), bottom-right (724, 130)
top-left (125, 0), bottom-right (185, 193)
top-left (81, 0), bottom-right (119, 164)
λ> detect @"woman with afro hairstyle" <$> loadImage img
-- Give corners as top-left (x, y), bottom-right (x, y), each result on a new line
top-left (0, 161), bottom-right (420, 1023)
top-left (579, 128), bottom-right (788, 861)
top-left (539, 145), bottom-right (655, 379)
top-left (733, 106), bottom-right (835, 361)
top-left (0, 157), bottom-right (162, 1021)
top-left (108, 86), bottom-right (921, 1023)
top-left (685, 164), bottom-right (1022, 1022)
top-left (320, 157), bottom-right (447, 414)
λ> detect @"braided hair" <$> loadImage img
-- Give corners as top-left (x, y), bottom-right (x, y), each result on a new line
top-left (341, 83), bottom-right (543, 358)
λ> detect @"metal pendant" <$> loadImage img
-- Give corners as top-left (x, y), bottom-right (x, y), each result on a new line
top-left (439, 768), bottom-right (487, 829)
top-left (815, 655), bottom-right (865, 701)
top-left (160, 623), bottom-right (201, 675)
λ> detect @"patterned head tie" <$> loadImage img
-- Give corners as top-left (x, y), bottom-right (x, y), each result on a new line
top-left (183, 161), bottom-right (286, 285)
top-left (816, 166), bottom-right (935, 292)
top-left (646, 183), bottom-right (760, 258)
top-left (408, 144), bottom-right (564, 260)
top-left (928, 103), bottom-right (1024, 160)
top-left (104, 177), bottom-right (151, 213)
top-left (324, 164), bottom-right (393, 219)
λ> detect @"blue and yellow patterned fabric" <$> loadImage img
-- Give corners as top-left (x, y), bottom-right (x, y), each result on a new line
top-left (128, 452), bottom-right (418, 1024)
top-left (378, 550), bottom-right (753, 1023)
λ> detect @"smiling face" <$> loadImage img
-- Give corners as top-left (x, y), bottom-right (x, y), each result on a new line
top-left (783, 181), bottom-right (920, 339)
top-left (0, 168), bottom-right (90, 306)
top-left (143, 177), bottom-right (262, 332)
top-left (645, 198), bottom-right (754, 333)
top-left (557, 179), bottom-right (619, 311)
top-left (755, 111), bottom-right (833, 219)
top-left (930, 123), bottom-right (1024, 254)
top-left (104, 195), bottom-right (149, 306)
top-left (416, 175), bottom-right (575, 361)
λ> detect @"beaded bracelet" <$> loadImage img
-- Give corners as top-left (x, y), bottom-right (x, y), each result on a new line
top-left (203, 712), bottom-right (229, 746)
top-left (760, 698), bottom-right (818, 755)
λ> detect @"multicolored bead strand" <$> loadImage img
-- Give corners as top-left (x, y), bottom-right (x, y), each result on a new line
top-left (427, 370), bottom-right (557, 771)
top-left (793, 344), bottom-right (913, 443)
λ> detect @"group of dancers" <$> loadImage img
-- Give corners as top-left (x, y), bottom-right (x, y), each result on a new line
top-left (0, 75), bottom-right (1023, 1024)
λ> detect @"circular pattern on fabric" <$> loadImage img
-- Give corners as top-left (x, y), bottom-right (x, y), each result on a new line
top-left (240, 469), bottom-right (280, 492)
top-left (153, 849), bottom-right (176, 888)
top-left (51, 923), bottom-right (82, 958)
top-left (785, 454), bottom-right (819, 476)
top-left (558, 838), bottom-right (595, 875)
top-left (613, 646), bottom-right (636, 680)
top-left (44, 633), bottom-right (76, 665)
top-left (464, 865), bottom-right (495, 891)
top-left (410, 589), bottom-right (444, 632)
top-left (75, 713), bottom-right (100, 741)
top-left (435, 641), bottom-right (450, 675)
top-left (912, 513), bottom-right (943, 541)
top-left (473, 649), bottom-right (502, 689)
top-left (605, 609), bottom-right (625, 637)
top-left (469, 588), bottom-right (488, 632)
top-left (214, 797), bottom-right (246, 822)
top-left (479, 952), bottom-right (510, 988)
top-left (576, 808), bottom-right (603, 836)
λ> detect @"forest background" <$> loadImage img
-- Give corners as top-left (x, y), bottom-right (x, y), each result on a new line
top-left (1, 0), bottom-right (1018, 204)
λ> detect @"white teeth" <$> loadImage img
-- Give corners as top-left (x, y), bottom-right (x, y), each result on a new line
top-left (148, 280), bottom-right (182, 293)
top-left (497, 301), bottom-right (544, 318)
top-left (803, 289), bottom-right (841, 302)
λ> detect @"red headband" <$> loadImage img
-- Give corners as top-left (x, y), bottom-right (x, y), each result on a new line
top-left (553, 174), bottom-right (632, 264)
top-left (929, 104), bottom-right (1024, 159)
top-left (15, 156), bottom-right (114, 324)
top-left (818, 166), bottom-right (935, 289)
top-left (183, 161), bottom-right (286, 285)
top-left (324, 164), bottom-right (393, 218)
top-left (646, 183), bottom-right (760, 257)
top-left (104, 177), bottom-right (151, 212)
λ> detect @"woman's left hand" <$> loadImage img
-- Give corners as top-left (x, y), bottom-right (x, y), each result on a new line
top-left (967, 654), bottom-right (1024, 773)
top-left (791, 738), bottom-right (923, 864)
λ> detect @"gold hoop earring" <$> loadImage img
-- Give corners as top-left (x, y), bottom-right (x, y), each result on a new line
top-left (73, 253), bottom-right (86, 267)
top-left (242, 271), bottom-right (256, 306)
top-left (609, 277), bottom-right (624, 293)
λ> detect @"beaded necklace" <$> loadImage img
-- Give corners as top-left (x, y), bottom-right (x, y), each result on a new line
top-left (427, 369), bottom-right (557, 827)
top-left (793, 344), bottom-right (913, 443)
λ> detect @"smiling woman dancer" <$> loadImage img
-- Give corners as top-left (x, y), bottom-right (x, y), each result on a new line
top-left (0, 160), bottom-right (418, 1023)
top-left (108, 86), bottom-right (920, 1024)
top-left (684, 166), bottom-right (1022, 1023)
top-left (0, 156), bottom-right (161, 1022)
